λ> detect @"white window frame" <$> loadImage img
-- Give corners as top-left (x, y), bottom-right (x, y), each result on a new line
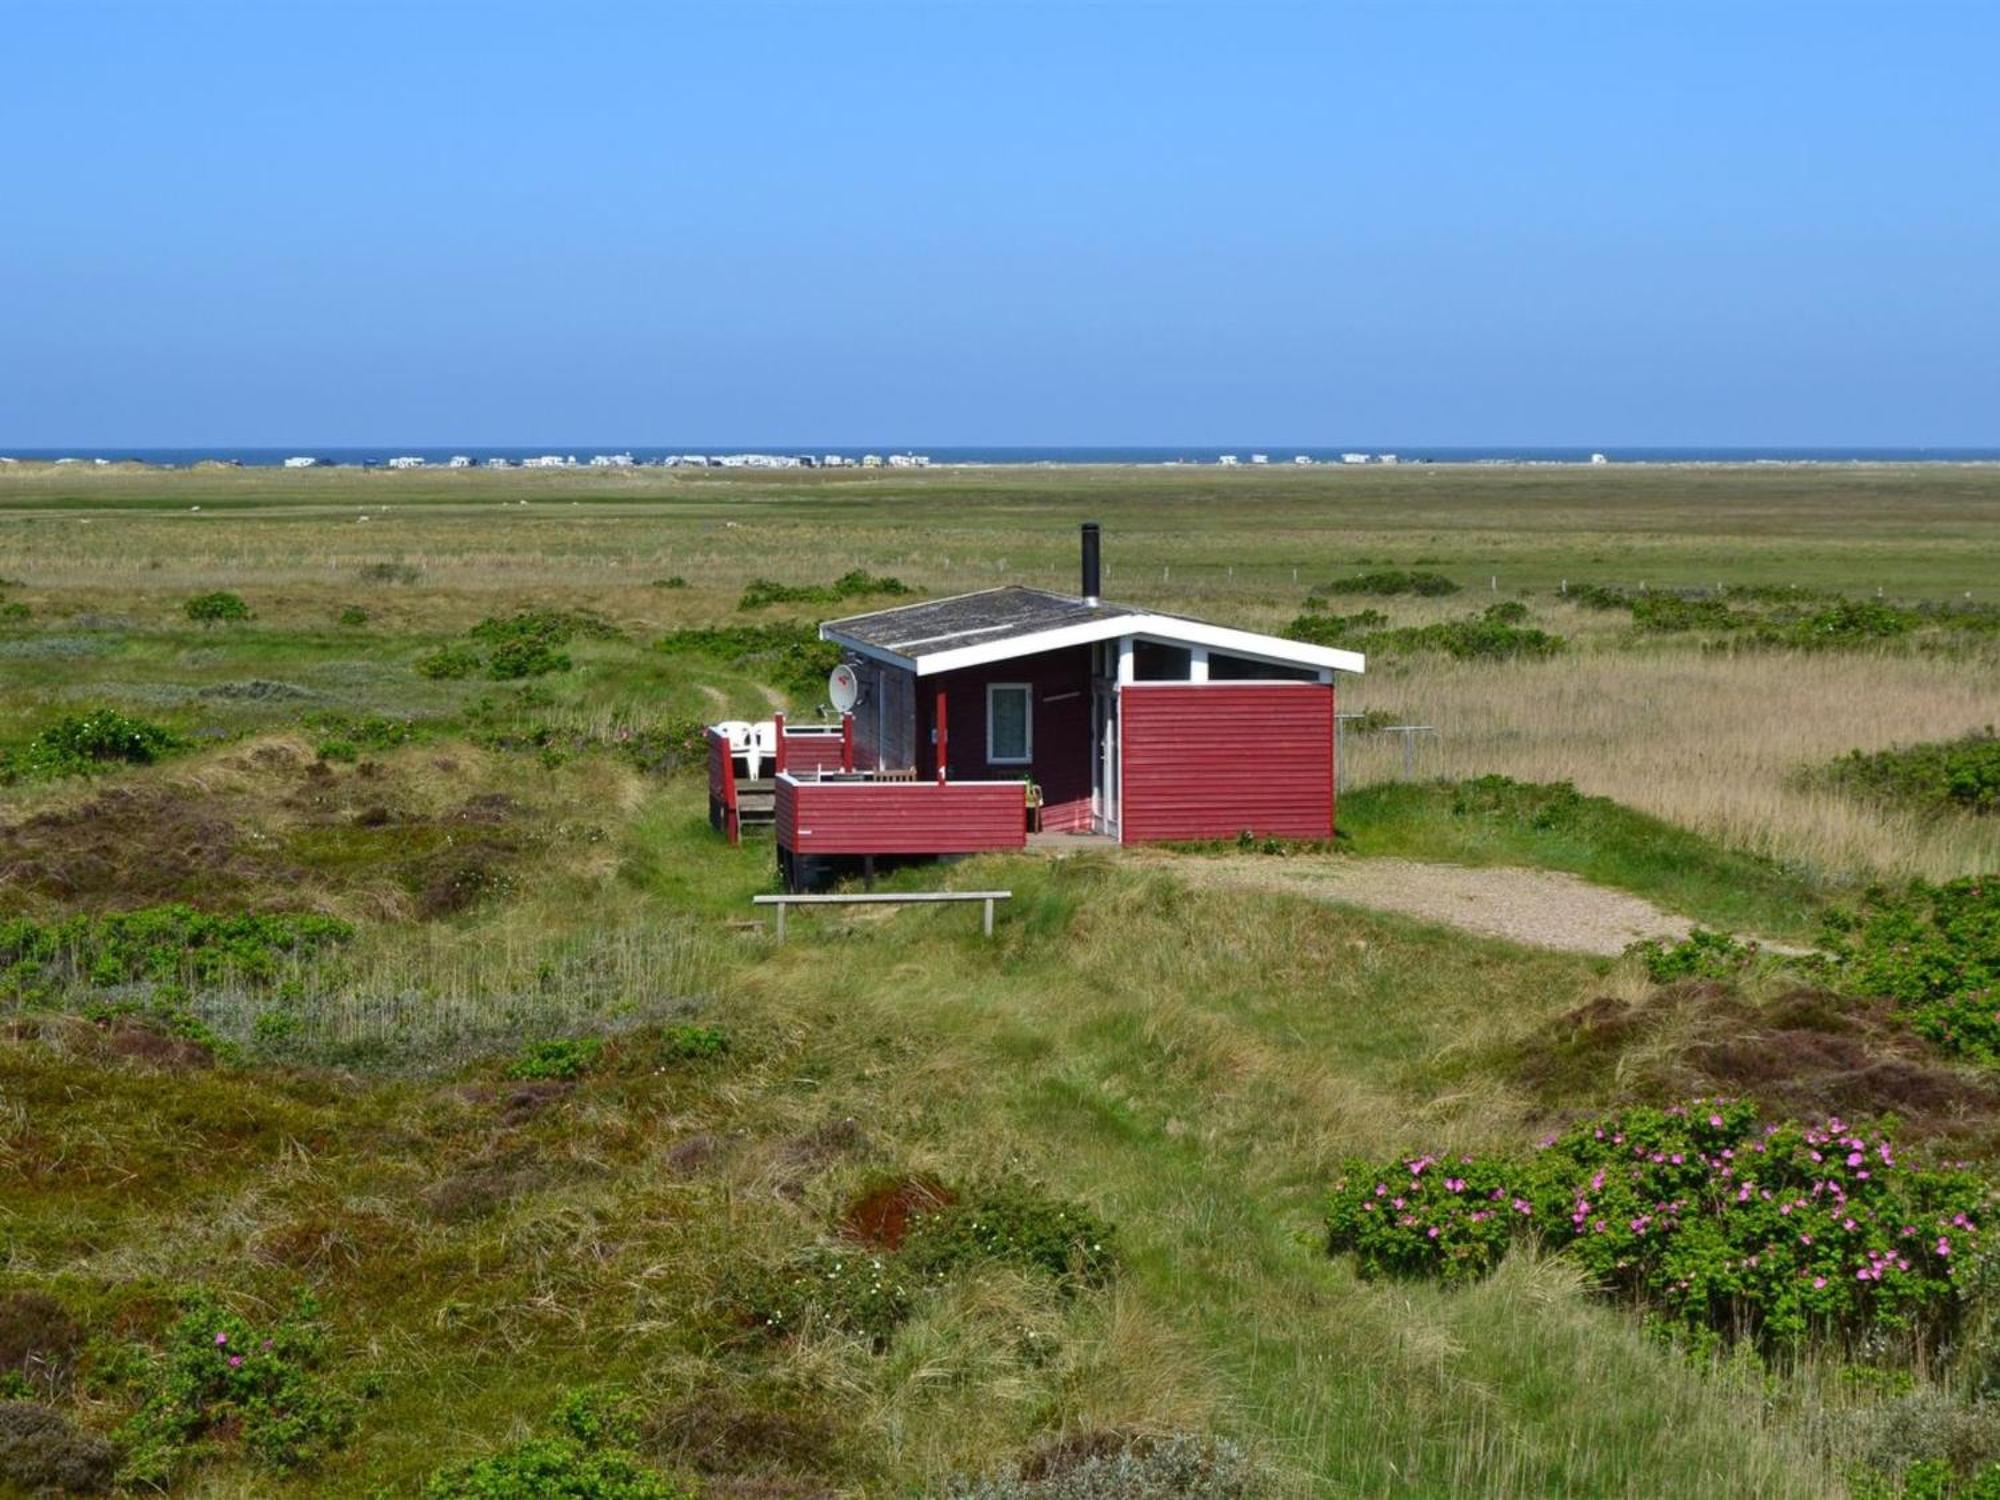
top-left (985, 682), bottom-right (1033, 765)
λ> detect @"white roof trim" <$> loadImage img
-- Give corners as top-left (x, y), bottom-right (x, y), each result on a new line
top-left (825, 614), bottom-right (1364, 677)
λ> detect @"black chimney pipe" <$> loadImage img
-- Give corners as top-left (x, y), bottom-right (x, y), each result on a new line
top-left (1081, 521), bottom-right (1101, 603)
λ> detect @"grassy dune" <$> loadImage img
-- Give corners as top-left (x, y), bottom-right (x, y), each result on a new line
top-left (0, 463), bottom-right (1996, 1495)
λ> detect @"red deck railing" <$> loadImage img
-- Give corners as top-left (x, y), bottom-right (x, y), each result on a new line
top-left (774, 773), bottom-right (1028, 857)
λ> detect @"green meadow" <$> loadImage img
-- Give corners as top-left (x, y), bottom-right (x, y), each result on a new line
top-left (1, 461), bottom-right (1998, 1497)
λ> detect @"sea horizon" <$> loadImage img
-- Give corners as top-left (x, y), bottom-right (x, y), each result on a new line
top-left (6, 444), bottom-right (2000, 468)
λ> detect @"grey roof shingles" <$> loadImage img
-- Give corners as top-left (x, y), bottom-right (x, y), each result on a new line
top-left (821, 586), bottom-right (1136, 659)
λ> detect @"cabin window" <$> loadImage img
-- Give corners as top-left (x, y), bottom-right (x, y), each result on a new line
top-left (986, 683), bottom-right (1032, 764)
top-left (1207, 651), bottom-right (1321, 683)
top-left (1132, 640), bottom-right (1193, 680)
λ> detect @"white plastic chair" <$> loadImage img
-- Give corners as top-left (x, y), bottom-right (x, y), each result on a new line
top-left (713, 720), bottom-right (754, 778)
top-left (744, 720), bottom-right (777, 781)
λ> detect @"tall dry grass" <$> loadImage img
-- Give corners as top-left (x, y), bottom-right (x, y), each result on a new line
top-left (1342, 646), bottom-right (2000, 883)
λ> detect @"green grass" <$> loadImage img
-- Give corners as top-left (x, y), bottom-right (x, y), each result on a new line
top-left (1339, 774), bottom-right (1829, 940)
top-left (0, 833), bottom-right (1867, 1496)
top-left (0, 462), bottom-right (1996, 1495)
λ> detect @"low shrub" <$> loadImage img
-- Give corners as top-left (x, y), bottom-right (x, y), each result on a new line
top-left (470, 608), bottom-right (622, 650)
top-left (650, 575), bottom-right (688, 589)
top-left (425, 1388), bottom-right (688, 1499)
top-left (184, 591), bottom-right (253, 625)
top-left (1320, 569), bottom-right (1460, 597)
top-left (303, 710), bottom-right (421, 762)
top-left (1627, 928), bottom-right (1763, 984)
top-left (0, 709), bottom-right (185, 783)
top-left (1327, 1100), bottom-right (1995, 1356)
top-left (1818, 732), bottom-right (2000, 818)
top-left (1816, 878), bottom-right (2000, 1064)
top-left (656, 1022), bottom-right (729, 1062)
top-left (1752, 599), bottom-right (1920, 650)
top-left (1384, 604), bottom-right (1566, 660)
top-left (1628, 594), bottom-right (1753, 632)
top-left (118, 1290), bottom-right (356, 1484)
top-left (505, 1037), bottom-right (605, 1081)
top-left (902, 1184), bottom-right (1119, 1286)
top-left (337, 605), bottom-right (369, 626)
top-left (738, 570), bottom-right (913, 610)
top-left (0, 601), bottom-right (29, 623)
top-left (0, 905), bottom-right (352, 998)
top-left (731, 1249), bottom-right (916, 1344)
top-left (944, 1432), bottom-right (1255, 1499)
top-left (487, 636), bottom-right (571, 679)
top-left (416, 645), bottom-right (482, 680)
top-left (415, 610), bottom-right (617, 683)
top-left (1283, 609), bottom-right (1387, 647)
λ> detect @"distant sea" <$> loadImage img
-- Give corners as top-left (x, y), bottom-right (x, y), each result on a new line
top-left (5, 446), bottom-right (2000, 468)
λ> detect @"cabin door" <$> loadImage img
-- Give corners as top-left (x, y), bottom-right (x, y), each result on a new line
top-left (1092, 679), bottom-right (1120, 838)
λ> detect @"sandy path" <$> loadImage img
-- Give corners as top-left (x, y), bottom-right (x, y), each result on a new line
top-left (1155, 854), bottom-right (1701, 957)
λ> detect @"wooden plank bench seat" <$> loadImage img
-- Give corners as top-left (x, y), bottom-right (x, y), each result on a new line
top-left (751, 889), bottom-right (1011, 940)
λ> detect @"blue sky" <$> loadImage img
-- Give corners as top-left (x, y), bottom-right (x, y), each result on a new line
top-left (3, 1), bottom-right (1996, 447)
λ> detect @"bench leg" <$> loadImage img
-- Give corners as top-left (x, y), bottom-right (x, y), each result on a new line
top-left (774, 903), bottom-right (786, 942)
top-left (982, 897), bottom-right (994, 937)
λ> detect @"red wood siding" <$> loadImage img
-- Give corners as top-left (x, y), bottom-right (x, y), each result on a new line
top-left (925, 646), bottom-right (1095, 832)
top-left (781, 729), bottom-right (848, 774)
top-left (776, 777), bottom-right (1027, 856)
top-left (1119, 683), bottom-right (1334, 843)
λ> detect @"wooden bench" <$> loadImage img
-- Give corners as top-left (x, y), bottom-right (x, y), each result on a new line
top-left (752, 889), bottom-right (1011, 941)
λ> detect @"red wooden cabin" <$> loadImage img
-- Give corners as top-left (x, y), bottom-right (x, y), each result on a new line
top-left (710, 525), bottom-right (1365, 888)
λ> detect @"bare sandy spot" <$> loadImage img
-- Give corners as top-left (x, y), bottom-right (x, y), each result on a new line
top-left (1160, 854), bottom-right (1698, 957)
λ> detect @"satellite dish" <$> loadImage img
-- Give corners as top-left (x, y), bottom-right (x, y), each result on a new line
top-left (827, 663), bottom-right (861, 713)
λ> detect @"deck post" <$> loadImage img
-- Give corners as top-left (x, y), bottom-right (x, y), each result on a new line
top-left (934, 690), bottom-right (949, 784)
top-left (717, 730), bottom-right (741, 846)
top-left (841, 712), bottom-right (854, 772)
top-left (773, 712), bottom-right (787, 776)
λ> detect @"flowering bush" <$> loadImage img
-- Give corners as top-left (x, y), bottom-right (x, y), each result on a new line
top-left (1328, 1101), bottom-right (1996, 1354)
top-left (730, 1248), bottom-right (916, 1345)
top-left (0, 709), bottom-right (185, 783)
top-left (118, 1290), bottom-right (356, 1485)
top-left (902, 1185), bottom-right (1119, 1287)
top-left (1817, 879), bottom-right (2000, 1065)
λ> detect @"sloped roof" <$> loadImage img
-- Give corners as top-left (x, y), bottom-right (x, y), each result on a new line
top-left (822, 586), bottom-right (1137, 659)
top-left (821, 584), bottom-right (1365, 677)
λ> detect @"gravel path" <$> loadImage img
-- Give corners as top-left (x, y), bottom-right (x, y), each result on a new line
top-left (1157, 854), bottom-right (1703, 957)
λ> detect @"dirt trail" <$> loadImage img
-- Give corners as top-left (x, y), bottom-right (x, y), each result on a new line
top-left (1156, 854), bottom-right (1708, 957)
